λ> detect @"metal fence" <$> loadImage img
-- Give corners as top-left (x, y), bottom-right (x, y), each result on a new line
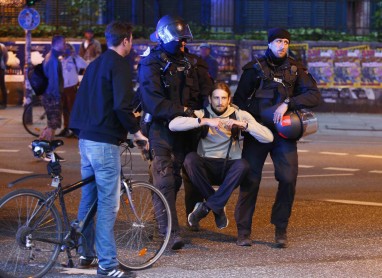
top-left (0, 0), bottom-right (380, 36)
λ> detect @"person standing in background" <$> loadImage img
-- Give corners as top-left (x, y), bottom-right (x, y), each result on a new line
top-left (199, 43), bottom-right (218, 81)
top-left (79, 29), bottom-right (102, 64)
top-left (58, 43), bottom-right (87, 138)
top-left (39, 35), bottom-right (66, 155)
top-left (0, 42), bottom-right (9, 109)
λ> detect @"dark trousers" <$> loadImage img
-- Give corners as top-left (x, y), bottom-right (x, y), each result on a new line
top-left (183, 168), bottom-right (204, 216)
top-left (183, 152), bottom-right (249, 214)
top-left (0, 69), bottom-right (6, 106)
top-left (62, 85), bottom-right (77, 129)
top-left (151, 152), bottom-right (183, 234)
top-left (235, 133), bottom-right (298, 237)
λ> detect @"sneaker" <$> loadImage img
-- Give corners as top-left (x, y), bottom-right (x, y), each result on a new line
top-left (236, 235), bottom-right (252, 247)
top-left (170, 234), bottom-right (185, 250)
top-left (97, 266), bottom-right (136, 278)
top-left (213, 207), bottom-right (229, 229)
top-left (78, 256), bottom-right (98, 269)
top-left (275, 227), bottom-right (288, 248)
top-left (186, 221), bottom-right (200, 232)
top-left (188, 202), bottom-right (209, 227)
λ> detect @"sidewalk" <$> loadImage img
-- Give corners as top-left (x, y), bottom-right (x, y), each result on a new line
top-left (315, 112), bottom-right (382, 138)
top-left (1, 105), bottom-right (382, 138)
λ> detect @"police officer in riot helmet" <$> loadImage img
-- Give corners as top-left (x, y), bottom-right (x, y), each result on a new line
top-left (233, 28), bottom-right (321, 247)
top-left (138, 15), bottom-right (213, 249)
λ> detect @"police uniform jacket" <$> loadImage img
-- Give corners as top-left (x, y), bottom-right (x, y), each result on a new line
top-left (233, 49), bottom-right (321, 127)
top-left (138, 45), bottom-right (213, 153)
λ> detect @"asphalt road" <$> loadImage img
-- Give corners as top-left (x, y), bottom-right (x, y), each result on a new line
top-left (1, 106), bottom-right (382, 277)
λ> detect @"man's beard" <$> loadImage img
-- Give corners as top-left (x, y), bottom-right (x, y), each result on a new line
top-left (211, 106), bottom-right (227, 116)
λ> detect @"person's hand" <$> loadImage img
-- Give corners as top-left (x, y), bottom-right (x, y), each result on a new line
top-left (133, 130), bottom-right (149, 151)
top-left (273, 103), bottom-right (288, 123)
top-left (223, 119), bottom-right (247, 130)
top-left (201, 118), bottom-right (222, 129)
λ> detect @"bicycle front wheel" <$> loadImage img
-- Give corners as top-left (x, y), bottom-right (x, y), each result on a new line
top-left (116, 181), bottom-right (172, 270)
top-left (0, 189), bottom-right (63, 278)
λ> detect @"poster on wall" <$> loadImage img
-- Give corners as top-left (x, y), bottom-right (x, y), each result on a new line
top-left (3, 42), bottom-right (24, 79)
top-left (188, 42), bottom-right (237, 73)
top-left (333, 49), bottom-right (361, 87)
top-left (307, 49), bottom-right (334, 88)
top-left (360, 49), bottom-right (382, 88)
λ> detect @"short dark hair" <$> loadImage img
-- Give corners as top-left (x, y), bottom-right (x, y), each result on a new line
top-left (51, 35), bottom-right (65, 47)
top-left (105, 21), bottom-right (133, 47)
top-left (210, 82), bottom-right (231, 97)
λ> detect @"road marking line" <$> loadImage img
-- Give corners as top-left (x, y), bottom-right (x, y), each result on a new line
top-left (320, 152), bottom-right (348, 156)
top-left (0, 150), bottom-right (19, 152)
top-left (324, 167), bottom-right (359, 172)
top-left (298, 149), bottom-right (309, 153)
top-left (59, 267), bottom-right (96, 275)
top-left (263, 173), bottom-right (354, 179)
top-left (0, 168), bottom-right (33, 174)
top-left (356, 154), bottom-right (382, 159)
top-left (299, 165), bottom-right (314, 168)
top-left (369, 170), bottom-right (382, 174)
top-left (322, 199), bottom-right (382, 207)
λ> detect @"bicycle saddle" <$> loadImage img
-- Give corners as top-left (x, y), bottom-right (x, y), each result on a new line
top-left (31, 139), bottom-right (64, 158)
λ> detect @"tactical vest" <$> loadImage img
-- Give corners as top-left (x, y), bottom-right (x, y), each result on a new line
top-left (245, 57), bottom-right (299, 123)
top-left (156, 49), bottom-right (206, 110)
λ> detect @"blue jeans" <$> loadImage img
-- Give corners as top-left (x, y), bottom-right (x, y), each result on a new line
top-left (77, 139), bottom-right (121, 269)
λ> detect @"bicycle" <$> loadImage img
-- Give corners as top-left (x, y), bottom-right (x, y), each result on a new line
top-left (0, 139), bottom-right (172, 278)
top-left (22, 96), bottom-right (64, 137)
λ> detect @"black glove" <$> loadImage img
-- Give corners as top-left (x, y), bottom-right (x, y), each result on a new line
top-left (47, 161), bottom-right (61, 176)
top-left (184, 107), bottom-right (195, 117)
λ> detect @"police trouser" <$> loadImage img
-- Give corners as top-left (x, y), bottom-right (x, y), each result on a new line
top-left (149, 121), bottom-right (186, 234)
top-left (151, 149), bottom-right (183, 234)
top-left (235, 133), bottom-right (298, 236)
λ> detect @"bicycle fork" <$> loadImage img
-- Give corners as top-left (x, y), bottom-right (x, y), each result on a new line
top-left (121, 179), bottom-right (142, 225)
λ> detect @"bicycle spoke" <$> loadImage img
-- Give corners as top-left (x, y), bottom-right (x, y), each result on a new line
top-left (116, 182), bottom-right (171, 270)
top-left (0, 190), bottom-right (62, 278)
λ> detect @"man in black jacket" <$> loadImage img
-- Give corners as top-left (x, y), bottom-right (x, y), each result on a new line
top-left (233, 28), bottom-right (321, 247)
top-left (138, 15), bottom-right (213, 249)
top-left (70, 21), bottom-right (146, 278)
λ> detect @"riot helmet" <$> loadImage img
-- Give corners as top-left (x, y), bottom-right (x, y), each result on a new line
top-left (275, 110), bottom-right (318, 139)
top-left (275, 111), bottom-right (303, 139)
top-left (260, 105), bottom-right (318, 140)
top-left (150, 15), bottom-right (193, 44)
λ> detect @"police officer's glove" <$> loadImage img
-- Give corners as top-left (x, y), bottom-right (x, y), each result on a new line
top-left (47, 160), bottom-right (61, 176)
top-left (184, 107), bottom-right (195, 117)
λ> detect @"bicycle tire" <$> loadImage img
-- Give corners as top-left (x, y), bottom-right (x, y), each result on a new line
top-left (0, 189), bottom-right (63, 278)
top-left (22, 100), bottom-right (64, 137)
top-left (22, 100), bottom-right (47, 137)
top-left (116, 181), bottom-right (172, 270)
